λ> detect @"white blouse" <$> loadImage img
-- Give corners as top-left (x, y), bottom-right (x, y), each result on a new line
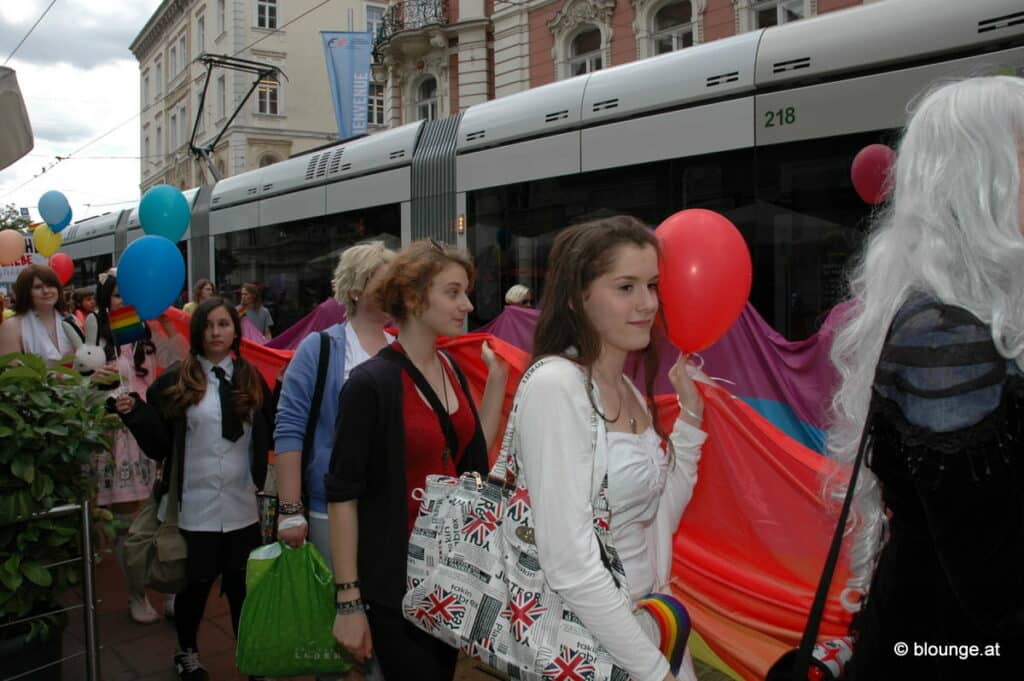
top-left (516, 357), bottom-right (706, 681)
top-left (159, 355), bottom-right (259, 532)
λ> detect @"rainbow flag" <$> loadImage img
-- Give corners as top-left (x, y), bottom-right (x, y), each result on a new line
top-left (637, 593), bottom-right (691, 675)
top-left (109, 305), bottom-right (147, 345)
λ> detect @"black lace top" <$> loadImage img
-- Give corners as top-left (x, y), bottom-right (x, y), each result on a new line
top-left (847, 294), bottom-right (1024, 680)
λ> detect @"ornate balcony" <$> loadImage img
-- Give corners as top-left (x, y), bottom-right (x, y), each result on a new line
top-left (373, 0), bottom-right (450, 63)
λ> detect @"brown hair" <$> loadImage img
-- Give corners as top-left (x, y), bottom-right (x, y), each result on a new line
top-left (13, 264), bottom-right (64, 315)
top-left (532, 215), bottom-right (668, 444)
top-left (161, 297), bottom-right (263, 419)
top-left (193, 278), bottom-right (215, 302)
top-left (240, 282), bottom-right (262, 308)
top-left (376, 239), bottom-right (475, 323)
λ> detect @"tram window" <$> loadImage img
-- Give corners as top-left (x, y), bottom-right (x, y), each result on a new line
top-left (213, 204), bottom-right (401, 331)
top-left (70, 254), bottom-right (113, 289)
top-left (753, 131), bottom-right (897, 340)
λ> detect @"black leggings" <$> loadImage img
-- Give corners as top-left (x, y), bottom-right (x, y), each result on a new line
top-left (366, 601), bottom-right (457, 681)
top-left (176, 523), bottom-right (261, 652)
top-left (175, 569), bottom-right (246, 650)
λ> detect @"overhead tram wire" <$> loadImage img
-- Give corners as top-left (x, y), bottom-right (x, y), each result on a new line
top-left (3, 0), bottom-right (58, 66)
top-left (0, 0), bottom-right (338, 201)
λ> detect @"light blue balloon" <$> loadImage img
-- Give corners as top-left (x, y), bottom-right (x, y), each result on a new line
top-left (138, 184), bottom-right (191, 242)
top-left (117, 235), bottom-right (185, 320)
top-left (38, 190), bottom-right (71, 229)
top-left (49, 206), bottom-right (72, 233)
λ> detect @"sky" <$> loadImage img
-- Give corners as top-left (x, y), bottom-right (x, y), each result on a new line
top-left (0, 0), bottom-right (164, 224)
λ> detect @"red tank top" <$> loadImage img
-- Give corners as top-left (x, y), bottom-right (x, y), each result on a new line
top-left (397, 343), bottom-right (476, 532)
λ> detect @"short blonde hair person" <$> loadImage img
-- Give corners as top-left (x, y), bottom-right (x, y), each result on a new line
top-left (504, 284), bottom-right (533, 306)
top-left (332, 241), bottom-right (396, 312)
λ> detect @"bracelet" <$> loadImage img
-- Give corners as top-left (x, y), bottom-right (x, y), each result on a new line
top-left (336, 598), bottom-right (368, 615)
top-left (677, 400), bottom-right (703, 423)
top-left (335, 580), bottom-right (360, 593)
top-left (277, 500), bottom-right (305, 515)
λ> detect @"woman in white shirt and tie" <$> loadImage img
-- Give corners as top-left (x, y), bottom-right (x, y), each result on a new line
top-left (515, 215), bottom-right (707, 681)
top-left (116, 297), bottom-right (276, 681)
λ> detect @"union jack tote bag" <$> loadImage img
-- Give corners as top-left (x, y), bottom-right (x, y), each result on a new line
top-left (402, 358), bottom-right (636, 681)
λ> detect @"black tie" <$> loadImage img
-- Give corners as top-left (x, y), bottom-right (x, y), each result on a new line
top-left (211, 366), bottom-right (244, 442)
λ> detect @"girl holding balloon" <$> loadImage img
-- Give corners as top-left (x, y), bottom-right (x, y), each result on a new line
top-left (512, 215), bottom-right (707, 681)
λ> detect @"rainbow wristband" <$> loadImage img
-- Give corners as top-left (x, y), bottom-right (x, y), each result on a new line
top-left (636, 593), bottom-right (691, 675)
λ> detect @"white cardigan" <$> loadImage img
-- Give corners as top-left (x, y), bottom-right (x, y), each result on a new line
top-left (515, 357), bottom-right (706, 681)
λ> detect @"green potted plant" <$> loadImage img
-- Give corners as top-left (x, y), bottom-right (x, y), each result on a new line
top-left (0, 352), bottom-right (116, 680)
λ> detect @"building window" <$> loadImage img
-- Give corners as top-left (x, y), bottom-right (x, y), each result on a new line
top-left (197, 16), bottom-right (205, 53)
top-left (217, 75), bottom-right (226, 119)
top-left (415, 77), bottom-right (437, 121)
top-left (179, 105), bottom-right (188, 145)
top-left (170, 113), bottom-right (177, 149)
top-left (366, 4), bottom-right (386, 37)
top-left (257, 0), bottom-right (278, 29)
top-left (169, 46), bottom-right (177, 76)
top-left (144, 136), bottom-right (150, 164)
top-left (653, 2), bottom-right (693, 54)
top-left (143, 75), bottom-right (150, 106)
top-left (258, 153), bottom-right (279, 167)
top-left (257, 79), bottom-right (279, 115)
top-left (752, 0), bottom-right (803, 29)
top-left (569, 28), bottom-right (602, 76)
top-left (179, 35), bottom-right (187, 71)
top-left (156, 126), bottom-right (163, 158)
top-left (217, 0), bottom-right (226, 34)
top-left (368, 82), bottom-right (384, 126)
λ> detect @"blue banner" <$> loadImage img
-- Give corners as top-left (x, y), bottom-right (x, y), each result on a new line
top-left (321, 31), bottom-right (373, 139)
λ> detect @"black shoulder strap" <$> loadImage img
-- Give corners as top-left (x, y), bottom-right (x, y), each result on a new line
top-left (300, 331), bottom-right (331, 495)
top-left (380, 345), bottom-right (459, 461)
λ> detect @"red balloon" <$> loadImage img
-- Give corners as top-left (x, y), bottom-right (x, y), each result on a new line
top-left (656, 209), bottom-right (752, 352)
top-left (49, 252), bottom-right (74, 285)
top-left (851, 144), bottom-right (895, 205)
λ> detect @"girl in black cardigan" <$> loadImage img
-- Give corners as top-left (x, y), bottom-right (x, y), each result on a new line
top-left (116, 298), bottom-right (275, 681)
top-left (326, 239), bottom-right (508, 680)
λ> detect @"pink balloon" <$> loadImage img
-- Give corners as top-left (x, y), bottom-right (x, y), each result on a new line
top-left (851, 144), bottom-right (896, 205)
top-left (49, 253), bottom-right (74, 285)
top-left (655, 209), bottom-right (752, 352)
top-left (0, 230), bottom-right (26, 265)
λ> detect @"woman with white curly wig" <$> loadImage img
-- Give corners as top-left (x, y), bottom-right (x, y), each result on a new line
top-left (830, 75), bottom-right (1024, 679)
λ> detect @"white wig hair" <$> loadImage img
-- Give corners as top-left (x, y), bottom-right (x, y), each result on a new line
top-left (828, 75), bottom-right (1024, 612)
top-left (504, 284), bottom-right (532, 305)
top-left (331, 240), bottom-right (396, 311)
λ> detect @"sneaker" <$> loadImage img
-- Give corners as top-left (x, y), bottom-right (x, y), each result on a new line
top-left (128, 592), bottom-right (161, 624)
top-left (174, 649), bottom-right (210, 681)
top-left (164, 594), bottom-right (175, 619)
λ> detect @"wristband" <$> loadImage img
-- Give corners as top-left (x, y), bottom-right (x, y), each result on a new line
top-left (336, 598), bottom-right (368, 615)
top-left (335, 580), bottom-right (360, 593)
top-left (277, 500), bottom-right (305, 515)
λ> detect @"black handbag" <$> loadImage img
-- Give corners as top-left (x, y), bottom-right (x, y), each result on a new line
top-left (765, 421), bottom-right (871, 681)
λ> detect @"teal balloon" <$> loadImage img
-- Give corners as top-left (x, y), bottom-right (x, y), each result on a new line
top-left (38, 191), bottom-right (71, 230)
top-left (117, 236), bottom-right (185, 320)
top-left (139, 184), bottom-right (191, 241)
top-left (49, 206), bottom-right (72, 233)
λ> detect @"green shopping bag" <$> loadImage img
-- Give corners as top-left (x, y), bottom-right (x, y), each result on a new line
top-left (236, 542), bottom-right (353, 677)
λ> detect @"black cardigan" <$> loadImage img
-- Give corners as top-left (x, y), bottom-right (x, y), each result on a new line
top-left (324, 350), bottom-right (489, 610)
top-left (118, 360), bottom-right (274, 502)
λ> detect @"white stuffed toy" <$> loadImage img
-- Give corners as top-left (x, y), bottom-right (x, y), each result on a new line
top-left (62, 314), bottom-right (107, 374)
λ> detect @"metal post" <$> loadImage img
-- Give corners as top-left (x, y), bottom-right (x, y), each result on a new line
top-left (79, 499), bottom-right (100, 681)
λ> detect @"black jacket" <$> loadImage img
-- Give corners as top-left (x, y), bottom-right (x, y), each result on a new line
top-left (324, 350), bottom-right (489, 609)
top-left (118, 360), bottom-right (275, 503)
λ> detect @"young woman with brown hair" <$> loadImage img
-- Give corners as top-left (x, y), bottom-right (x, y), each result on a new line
top-left (115, 297), bottom-right (275, 681)
top-left (326, 239), bottom-right (508, 680)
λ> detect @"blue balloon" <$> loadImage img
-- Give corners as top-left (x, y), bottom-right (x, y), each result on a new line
top-left (49, 206), bottom-right (72, 233)
top-left (117, 236), bottom-right (185, 320)
top-left (38, 190), bottom-right (71, 229)
top-left (138, 184), bottom-right (191, 242)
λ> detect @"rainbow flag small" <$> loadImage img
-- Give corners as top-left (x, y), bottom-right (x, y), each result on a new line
top-left (637, 593), bottom-right (691, 676)
top-left (109, 306), bottom-right (147, 345)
